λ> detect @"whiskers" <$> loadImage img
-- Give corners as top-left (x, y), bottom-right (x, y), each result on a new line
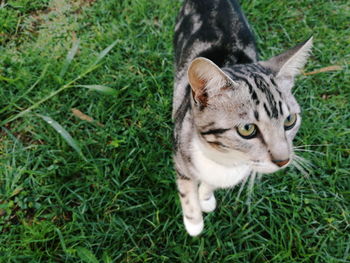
top-left (246, 171), bottom-right (257, 208)
top-left (235, 173), bottom-right (249, 203)
top-left (292, 144), bottom-right (327, 177)
top-left (291, 154), bottom-right (314, 177)
top-left (294, 143), bottom-right (331, 149)
top-left (234, 171), bottom-right (260, 211)
top-left (293, 145), bottom-right (326, 156)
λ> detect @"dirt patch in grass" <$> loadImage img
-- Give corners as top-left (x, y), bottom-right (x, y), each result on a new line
top-left (1, 0), bottom-right (96, 44)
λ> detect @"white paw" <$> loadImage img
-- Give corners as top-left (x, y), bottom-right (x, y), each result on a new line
top-left (183, 217), bottom-right (204, 236)
top-left (200, 194), bottom-right (216, 213)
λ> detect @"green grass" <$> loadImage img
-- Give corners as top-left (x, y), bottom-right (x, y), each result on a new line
top-left (0, 0), bottom-right (349, 262)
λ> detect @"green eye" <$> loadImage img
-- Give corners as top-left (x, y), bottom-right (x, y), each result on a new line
top-left (237, 124), bottom-right (257, 139)
top-left (284, 114), bottom-right (297, 130)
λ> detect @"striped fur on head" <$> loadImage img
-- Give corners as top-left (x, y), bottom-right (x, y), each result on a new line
top-left (187, 38), bottom-right (312, 173)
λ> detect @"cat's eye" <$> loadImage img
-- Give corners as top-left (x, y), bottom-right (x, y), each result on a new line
top-left (237, 124), bottom-right (257, 139)
top-left (284, 114), bottom-right (297, 130)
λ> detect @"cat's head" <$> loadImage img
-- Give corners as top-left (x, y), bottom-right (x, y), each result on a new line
top-left (188, 38), bottom-right (313, 173)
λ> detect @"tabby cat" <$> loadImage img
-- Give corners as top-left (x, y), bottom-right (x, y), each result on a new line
top-left (173, 0), bottom-right (312, 236)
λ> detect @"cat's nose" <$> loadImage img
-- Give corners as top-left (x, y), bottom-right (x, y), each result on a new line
top-left (272, 158), bottom-right (290, 167)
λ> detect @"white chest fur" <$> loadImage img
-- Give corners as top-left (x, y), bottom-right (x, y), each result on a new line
top-left (191, 137), bottom-right (251, 189)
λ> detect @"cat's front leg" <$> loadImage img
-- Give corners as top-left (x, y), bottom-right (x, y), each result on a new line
top-left (176, 173), bottom-right (203, 236)
top-left (198, 182), bottom-right (217, 213)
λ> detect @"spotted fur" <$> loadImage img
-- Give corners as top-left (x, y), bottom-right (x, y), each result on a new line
top-left (173, 0), bottom-right (312, 236)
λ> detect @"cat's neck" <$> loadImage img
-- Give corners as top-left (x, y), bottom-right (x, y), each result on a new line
top-left (192, 133), bottom-right (248, 167)
top-left (190, 133), bottom-right (252, 188)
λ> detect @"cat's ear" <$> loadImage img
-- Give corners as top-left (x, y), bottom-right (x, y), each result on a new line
top-left (188, 57), bottom-right (230, 106)
top-left (261, 37), bottom-right (313, 80)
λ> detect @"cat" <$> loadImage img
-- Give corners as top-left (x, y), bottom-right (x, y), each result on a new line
top-left (173, 0), bottom-right (313, 236)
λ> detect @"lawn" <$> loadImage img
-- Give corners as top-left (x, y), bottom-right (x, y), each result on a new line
top-left (0, 0), bottom-right (349, 262)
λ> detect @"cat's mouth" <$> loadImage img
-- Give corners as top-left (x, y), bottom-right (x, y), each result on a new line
top-left (251, 159), bottom-right (291, 174)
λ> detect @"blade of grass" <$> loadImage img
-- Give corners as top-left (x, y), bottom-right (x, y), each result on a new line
top-left (37, 114), bottom-right (87, 161)
top-left (75, 85), bottom-right (118, 96)
top-left (0, 75), bottom-right (18, 83)
top-left (91, 39), bottom-right (120, 67)
top-left (76, 247), bottom-right (99, 263)
top-left (55, 228), bottom-right (67, 253)
top-left (59, 39), bottom-right (80, 79)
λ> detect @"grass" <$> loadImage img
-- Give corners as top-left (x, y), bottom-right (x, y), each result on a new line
top-left (0, 0), bottom-right (349, 262)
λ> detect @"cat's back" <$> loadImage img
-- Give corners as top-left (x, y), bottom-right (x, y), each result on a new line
top-left (174, 0), bottom-right (257, 71)
top-left (173, 0), bottom-right (258, 116)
